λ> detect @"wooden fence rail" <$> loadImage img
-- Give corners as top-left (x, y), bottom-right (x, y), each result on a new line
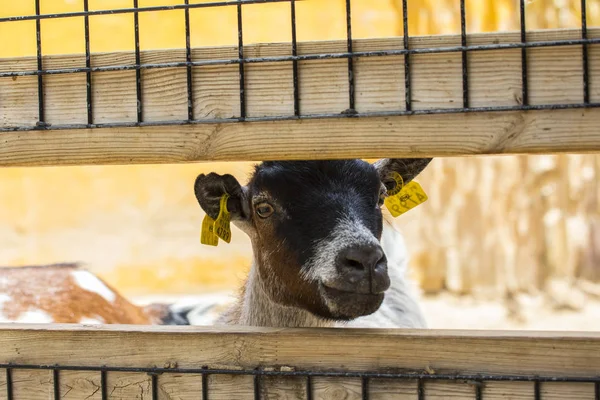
top-left (0, 324), bottom-right (599, 399)
top-left (0, 27), bottom-right (599, 167)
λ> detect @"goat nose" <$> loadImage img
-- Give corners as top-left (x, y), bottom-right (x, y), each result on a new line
top-left (337, 245), bottom-right (390, 294)
top-left (342, 245), bottom-right (385, 271)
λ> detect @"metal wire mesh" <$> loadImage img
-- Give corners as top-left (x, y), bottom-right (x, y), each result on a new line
top-left (2, 363), bottom-right (600, 400)
top-left (0, 0), bottom-right (597, 133)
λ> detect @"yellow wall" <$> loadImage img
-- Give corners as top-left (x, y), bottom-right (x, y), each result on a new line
top-left (0, 0), bottom-right (598, 296)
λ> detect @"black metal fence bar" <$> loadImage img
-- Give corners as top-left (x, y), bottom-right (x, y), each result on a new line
top-left (2, 363), bottom-right (600, 382)
top-left (459, 0), bottom-right (469, 108)
top-left (184, 0), bottom-right (194, 120)
top-left (519, 0), bottom-right (529, 106)
top-left (5, 368), bottom-right (13, 400)
top-left (202, 368), bottom-right (209, 400)
top-left (582, 0), bottom-right (590, 104)
top-left (306, 375), bottom-right (313, 400)
top-left (2, 37), bottom-right (598, 79)
top-left (361, 376), bottom-right (369, 400)
top-left (237, 2), bottom-right (246, 120)
top-left (152, 373), bottom-right (158, 400)
top-left (534, 380), bottom-right (541, 400)
top-left (290, 0), bottom-right (300, 116)
top-left (345, 0), bottom-right (355, 113)
top-left (254, 374), bottom-right (261, 399)
top-left (475, 382), bottom-right (482, 400)
top-left (133, 0), bottom-right (143, 123)
top-left (101, 369), bottom-right (107, 400)
top-left (402, 0), bottom-right (411, 112)
top-left (418, 378), bottom-right (425, 400)
top-left (83, 0), bottom-right (93, 125)
top-left (53, 368), bottom-right (60, 400)
top-left (34, 0), bottom-right (45, 127)
top-left (0, 0), bottom-right (294, 23)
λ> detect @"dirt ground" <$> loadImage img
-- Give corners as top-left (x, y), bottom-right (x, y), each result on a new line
top-left (133, 290), bottom-right (600, 331)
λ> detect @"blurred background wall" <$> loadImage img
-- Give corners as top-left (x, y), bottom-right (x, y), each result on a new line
top-left (1, 1), bottom-right (600, 318)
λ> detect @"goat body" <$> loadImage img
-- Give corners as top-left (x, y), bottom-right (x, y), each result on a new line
top-left (0, 263), bottom-right (185, 325)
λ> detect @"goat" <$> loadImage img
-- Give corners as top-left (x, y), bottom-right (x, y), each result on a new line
top-left (193, 158), bottom-right (432, 328)
top-left (0, 263), bottom-right (187, 325)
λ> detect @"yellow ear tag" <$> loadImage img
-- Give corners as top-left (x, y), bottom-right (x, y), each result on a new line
top-left (200, 214), bottom-right (219, 246)
top-left (384, 172), bottom-right (428, 218)
top-left (213, 194), bottom-right (232, 243)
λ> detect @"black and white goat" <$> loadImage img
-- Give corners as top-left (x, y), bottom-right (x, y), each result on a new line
top-left (193, 158), bottom-right (431, 328)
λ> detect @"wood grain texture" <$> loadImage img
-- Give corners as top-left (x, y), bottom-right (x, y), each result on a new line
top-left (539, 382), bottom-right (597, 400)
top-left (1, 108), bottom-right (600, 167)
top-left (312, 377), bottom-right (362, 399)
top-left (0, 369), bottom-right (7, 400)
top-left (422, 380), bottom-right (476, 399)
top-left (260, 376), bottom-right (308, 400)
top-left (59, 371), bottom-right (102, 400)
top-left (0, 28), bottom-right (598, 166)
top-left (10, 369), bottom-right (53, 400)
top-left (0, 325), bottom-right (599, 399)
top-left (106, 372), bottom-right (151, 400)
top-left (207, 374), bottom-right (255, 400)
top-left (156, 373), bottom-right (203, 400)
top-left (479, 381), bottom-right (534, 400)
top-left (1, 324), bottom-right (600, 375)
top-left (369, 378), bottom-right (418, 400)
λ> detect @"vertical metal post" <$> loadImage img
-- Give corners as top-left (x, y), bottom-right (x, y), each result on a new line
top-left (184, 0), bottom-right (194, 120)
top-left (53, 369), bottom-right (60, 400)
top-left (459, 0), bottom-right (469, 108)
top-left (101, 369), bottom-right (108, 400)
top-left (6, 369), bottom-right (13, 400)
top-left (35, 0), bottom-right (46, 126)
top-left (291, 0), bottom-right (300, 116)
top-left (306, 375), bottom-right (313, 400)
top-left (361, 377), bottom-right (369, 400)
top-left (402, 0), bottom-right (412, 112)
top-left (237, 3), bottom-right (246, 120)
top-left (345, 0), bottom-right (355, 112)
top-left (133, 0), bottom-right (143, 122)
top-left (84, 0), bottom-right (93, 125)
top-left (581, 0), bottom-right (589, 104)
top-left (519, 0), bottom-right (529, 106)
top-left (202, 367), bottom-right (209, 400)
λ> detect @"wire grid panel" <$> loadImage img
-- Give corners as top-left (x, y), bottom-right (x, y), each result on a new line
top-left (0, 0), bottom-right (597, 133)
top-left (2, 364), bottom-right (600, 400)
top-left (1, 326), bottom-right (600, 399)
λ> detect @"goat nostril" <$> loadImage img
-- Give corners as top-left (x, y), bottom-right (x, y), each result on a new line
top-left (345, 258), bottom-right (364, 270)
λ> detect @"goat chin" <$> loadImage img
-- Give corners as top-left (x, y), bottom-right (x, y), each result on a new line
top-left (344, 219), bottom-right (427, 329)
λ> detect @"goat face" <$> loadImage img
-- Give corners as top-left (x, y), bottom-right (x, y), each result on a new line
top-left (194, 158), bottom-right (431, 321)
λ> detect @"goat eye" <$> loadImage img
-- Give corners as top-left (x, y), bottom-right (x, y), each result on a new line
top-left (255, 203), bottom-right (274, 218)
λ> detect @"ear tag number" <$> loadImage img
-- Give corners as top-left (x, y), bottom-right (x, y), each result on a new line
top-left (213, 194), bottom-right (232, 243)
top-left (201, 214), bottom-right (219, 246)
top-left (384, 172), bottom-right (428, 218)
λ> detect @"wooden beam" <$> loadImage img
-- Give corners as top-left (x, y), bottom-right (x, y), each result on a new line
top-left (0, 325), bottom-right (599, 399)
top-left (0, 27), bottom-right (599, 166)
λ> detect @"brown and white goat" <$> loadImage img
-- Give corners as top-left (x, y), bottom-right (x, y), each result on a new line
top-left (193, 158), bottom-right (431, 328)
top-left (0, 263), bottom-right (187, 325)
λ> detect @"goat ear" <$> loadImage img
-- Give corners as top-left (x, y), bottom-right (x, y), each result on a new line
top-left (194, 173), bottom-right (249, 221)
top-left (373, 158), bottom-right (432, 190)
